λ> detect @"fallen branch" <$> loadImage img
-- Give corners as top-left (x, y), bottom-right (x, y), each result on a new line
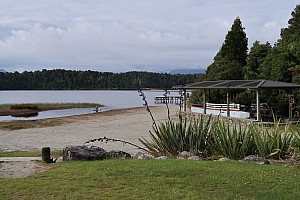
top-left (84, 136), bottom-right (149, 153)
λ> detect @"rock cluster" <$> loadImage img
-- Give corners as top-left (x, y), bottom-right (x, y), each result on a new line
top-left (178, 151), bottom-right (203, 160)
top-left (239, 155), bottom-right (270, 164)
top-left (62, 147), bottom-right (289, 166)
top-left (63, 145), bottom-right (132, 161)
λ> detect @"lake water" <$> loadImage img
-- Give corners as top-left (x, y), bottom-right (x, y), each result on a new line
top-left (0, 90), bottom-right (181, 121)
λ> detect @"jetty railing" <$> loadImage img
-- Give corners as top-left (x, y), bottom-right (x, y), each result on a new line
top-left (154, 96), bottom-right (185, 105)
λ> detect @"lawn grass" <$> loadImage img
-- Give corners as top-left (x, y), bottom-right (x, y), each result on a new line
top-left (0, 150), bottom-right (62, 157)
top-left (1, 159), bottom-right (300, 199)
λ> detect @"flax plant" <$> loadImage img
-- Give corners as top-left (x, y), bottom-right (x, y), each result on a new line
top-left (208, 118), bottom-right (256, 160)
top-left (251, 121), bottom-right (294, 159)
top-left (139, 115), bottom-right (212, 157)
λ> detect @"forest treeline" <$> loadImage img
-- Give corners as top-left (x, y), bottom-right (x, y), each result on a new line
top-left (0, 69), bottom-right (199, 90)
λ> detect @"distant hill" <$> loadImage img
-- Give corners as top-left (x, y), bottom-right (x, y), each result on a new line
top-left (170, 68), bottom-right (206, 74)
top-left (0, 69), bottom-right (7, 72)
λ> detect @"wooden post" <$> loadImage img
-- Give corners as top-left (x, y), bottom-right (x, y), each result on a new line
top-left (42, 147), bottom-right (52, 163)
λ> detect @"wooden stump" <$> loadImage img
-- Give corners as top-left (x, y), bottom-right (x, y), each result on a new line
top-left (42, 147), bottom-right (52, 163)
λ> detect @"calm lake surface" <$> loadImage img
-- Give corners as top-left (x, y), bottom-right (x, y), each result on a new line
top-left (0, 90), bottom-right (180, 121)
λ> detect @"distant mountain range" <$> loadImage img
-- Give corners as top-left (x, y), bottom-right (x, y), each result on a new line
top-left (169, 68), bottom-right (206, 74)
top-left (0, 68), bottom-right (206, 74)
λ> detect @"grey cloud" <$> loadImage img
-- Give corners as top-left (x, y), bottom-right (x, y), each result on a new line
top-left (0, 0), bottom-right (299, 72)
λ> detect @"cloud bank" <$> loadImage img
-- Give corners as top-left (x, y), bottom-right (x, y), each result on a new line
top-left (0, 0), bottom-right (298, 72)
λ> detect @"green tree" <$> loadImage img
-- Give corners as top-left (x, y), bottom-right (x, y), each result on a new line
top-left (206, 17), bottom-right (248, 80)
top-left (244, 41), bottom-right (271, 80)
top-left (281, 4), bottom-right (300, 83)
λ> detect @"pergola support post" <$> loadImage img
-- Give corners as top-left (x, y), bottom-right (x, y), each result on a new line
top-left (203, 89), bottom-right (206, 114)
top-left (183, 89), bottom-right (187, 112)
top-left (227, 89), bottom-right (230, 117)
top-left (256, 89), bottom-right (260, 121)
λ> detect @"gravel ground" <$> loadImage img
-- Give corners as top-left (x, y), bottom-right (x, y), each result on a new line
top-left (0, 106), bottom-right (179, 178)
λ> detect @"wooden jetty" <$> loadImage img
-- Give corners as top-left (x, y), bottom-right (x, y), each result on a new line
top-left (154, 96), bottom-right (184, 104)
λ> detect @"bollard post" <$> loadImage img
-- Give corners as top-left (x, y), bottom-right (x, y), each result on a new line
top-left (42, 147), bottom-right (52, 163)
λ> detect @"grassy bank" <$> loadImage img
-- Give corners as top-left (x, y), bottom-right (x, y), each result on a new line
top-left (0, 103), bottom-right (100, 130)
top-left (0, 103), bottom-right (100, 116)
top-left (0, 159), bottom-right (299, 199)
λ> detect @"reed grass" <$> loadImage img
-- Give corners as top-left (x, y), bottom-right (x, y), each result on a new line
top-left (10, 104), bottom-right (39, 110)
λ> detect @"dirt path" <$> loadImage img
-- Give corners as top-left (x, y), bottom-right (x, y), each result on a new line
top-left (0, 157), bottom-right (45, 178)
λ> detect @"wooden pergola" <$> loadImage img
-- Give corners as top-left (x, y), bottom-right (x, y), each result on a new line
top-left (177, 80), bottom-right (300, 121)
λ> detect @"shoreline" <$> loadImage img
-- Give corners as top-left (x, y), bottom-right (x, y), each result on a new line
top-left (0, 106), bottom-right (151, 130)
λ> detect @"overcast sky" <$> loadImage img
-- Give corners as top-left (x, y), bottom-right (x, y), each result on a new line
top-left (0, 0), bottom-right (299, 73)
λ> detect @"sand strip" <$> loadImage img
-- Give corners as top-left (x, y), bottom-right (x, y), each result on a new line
top-left (0, 106), bottom-right (179, 154)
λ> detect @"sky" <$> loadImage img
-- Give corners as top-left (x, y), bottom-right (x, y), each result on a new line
top-left (0, 0), bottom-right (299, 73)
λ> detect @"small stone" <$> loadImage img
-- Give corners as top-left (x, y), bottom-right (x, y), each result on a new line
top-left (188, 156), bottom-right (202, 161)
top-left (240, 155), bottom-right (267, 162)
top-left (155, 156), bottom-right (169, 160)
top-left (106, 150), bottom-right (131, 159)
top-left (257, 160), bottom-right (270, 165)
top-left (55, 157), bottom-right (63, 163)
top-left (218, 157), bottom-right (230, 161)
top-left (132, 152), bottom-right (153, 159)
top-left (178, 151), bottom-right (194, 159)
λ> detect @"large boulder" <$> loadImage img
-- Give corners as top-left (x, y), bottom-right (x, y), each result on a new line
top-left (63, 145), bottom-right (107, 161)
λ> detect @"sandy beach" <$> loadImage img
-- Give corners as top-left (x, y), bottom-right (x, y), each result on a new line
top-left (0, 106), bottom-right (179, 155)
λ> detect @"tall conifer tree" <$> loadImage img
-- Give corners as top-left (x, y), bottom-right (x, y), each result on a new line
top-left (206, 17), bottom-right (248, 80)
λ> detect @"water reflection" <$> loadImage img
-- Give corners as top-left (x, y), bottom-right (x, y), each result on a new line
top-left (11, 112), bottom-right (39, 118)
